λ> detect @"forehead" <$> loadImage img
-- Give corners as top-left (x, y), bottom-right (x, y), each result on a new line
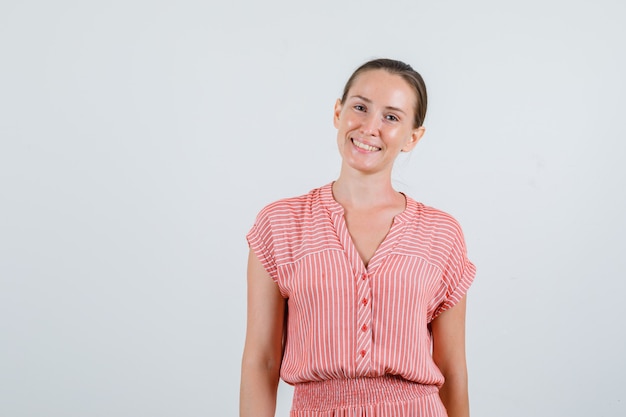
top-left (348, 70), bottom-right (416, 110)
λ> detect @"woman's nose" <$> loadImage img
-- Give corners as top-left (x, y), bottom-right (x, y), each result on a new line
top-left (359, 112), bottom-right (381, 135)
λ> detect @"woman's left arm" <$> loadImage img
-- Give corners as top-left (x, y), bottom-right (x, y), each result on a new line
top-left (431, 295), bottom-right (470, 417)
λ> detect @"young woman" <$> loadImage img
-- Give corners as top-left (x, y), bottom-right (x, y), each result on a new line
top-left (240, 59), bottom-right (476, 417)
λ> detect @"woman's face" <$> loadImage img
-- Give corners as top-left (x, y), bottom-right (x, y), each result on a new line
top-left (334, 69), bottom-right (425, 176)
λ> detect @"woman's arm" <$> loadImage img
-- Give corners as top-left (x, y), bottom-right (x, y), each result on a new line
top-left (240, 250), bottom-right (286, 417)
top-left (431, 295), bottom-right (470, 417)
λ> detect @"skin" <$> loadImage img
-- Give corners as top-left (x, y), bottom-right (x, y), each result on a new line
top-left (240, 69), bottom-right (469, 417)
top-left (432, 295), bottom-right (470, 417)
top-left (240, 250), bottom-right (284, 417)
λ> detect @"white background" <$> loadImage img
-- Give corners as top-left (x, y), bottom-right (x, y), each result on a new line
top-left (1, 0), bottom-right (625, 416)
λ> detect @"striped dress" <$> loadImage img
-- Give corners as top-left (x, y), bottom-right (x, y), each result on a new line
top-left (247, 183), bottom-right (476, 416)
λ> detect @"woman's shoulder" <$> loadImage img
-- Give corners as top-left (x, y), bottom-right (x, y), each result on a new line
top-left (405, 196), bottom-right (466, 237)
top-left (253, 184), bottom-right (330, 224)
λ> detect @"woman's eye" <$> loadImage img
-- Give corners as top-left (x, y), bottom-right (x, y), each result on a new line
top-left (354, 105), bottom-right (366, 112)
top-left (386, 114), bottom-right (399, 122)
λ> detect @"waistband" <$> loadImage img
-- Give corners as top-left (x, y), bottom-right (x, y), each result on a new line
top-left (291, 375), bottom-right (439, 411)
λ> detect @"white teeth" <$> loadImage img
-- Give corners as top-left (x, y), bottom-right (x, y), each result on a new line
top-left (353, 139), bottom-right (380, 152)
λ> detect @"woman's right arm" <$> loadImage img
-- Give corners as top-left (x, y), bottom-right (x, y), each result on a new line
top-left (240, 249), bottom-right (286, 417)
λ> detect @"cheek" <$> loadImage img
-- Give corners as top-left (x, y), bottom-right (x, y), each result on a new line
top-left (339, 114), bottom-right (360, 132)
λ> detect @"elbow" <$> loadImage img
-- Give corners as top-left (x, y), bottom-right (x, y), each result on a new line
top-left (438, 359), bottom-right (468, 387)
top-left (241, 344), bottom-right (283, 381)
top-left (241, 353), bottom-right (282, 377)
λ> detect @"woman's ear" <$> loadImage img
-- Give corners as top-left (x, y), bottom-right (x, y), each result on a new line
top-left (402, 126), bottom-right (426, 152)
top-left (333, 99), bottom-right (342, 128)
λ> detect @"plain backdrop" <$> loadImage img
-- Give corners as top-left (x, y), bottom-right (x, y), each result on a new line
top-left (1, 0), bottom-right (625, 416)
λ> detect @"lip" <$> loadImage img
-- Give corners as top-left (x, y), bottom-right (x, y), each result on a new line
top-left (351, 138), bottom-right (381, 152)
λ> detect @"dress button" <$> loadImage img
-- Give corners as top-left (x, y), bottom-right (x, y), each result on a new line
top-left (361, 324), bottom-right (368, 332)
top-left (360, 350), bottom-right (366, 357)
top-left (361, 298), bottom-right (368, 306)
top-left (361, 273), bottom-right (367, 280)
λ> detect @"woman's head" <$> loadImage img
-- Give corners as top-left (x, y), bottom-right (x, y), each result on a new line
top-left (340, 58), bottom-right (427, 128)
top-left (333, 61), bottom-right (427, 176)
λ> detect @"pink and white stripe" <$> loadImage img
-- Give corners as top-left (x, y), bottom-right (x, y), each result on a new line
top-left (247, 183), bottom-right (475, 415)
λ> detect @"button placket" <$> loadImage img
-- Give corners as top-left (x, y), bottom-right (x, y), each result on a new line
top-left (355, 271), bottom-right (373, 375)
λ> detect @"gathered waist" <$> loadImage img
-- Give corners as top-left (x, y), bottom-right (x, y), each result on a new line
top-left (291, 375), bottom-right (439, 411)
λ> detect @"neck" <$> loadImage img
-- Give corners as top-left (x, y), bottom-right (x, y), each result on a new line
top-left (332, 168), bottom-right (401, 210)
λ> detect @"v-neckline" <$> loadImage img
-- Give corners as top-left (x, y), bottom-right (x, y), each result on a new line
top-left (320, 182), bottom-right (413, 274)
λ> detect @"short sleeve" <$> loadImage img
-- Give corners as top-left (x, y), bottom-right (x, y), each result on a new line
top-left (431, 219), bottom-right (476, 320)
top-left (246, 206), bottom-right (279, 282)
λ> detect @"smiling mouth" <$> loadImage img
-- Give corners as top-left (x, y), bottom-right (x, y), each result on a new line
top-left (352, 138), bottom-right (381, 152)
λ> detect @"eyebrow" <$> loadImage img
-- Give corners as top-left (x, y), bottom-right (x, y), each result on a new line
top-left (349, 95), bottom-right (407, 115)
